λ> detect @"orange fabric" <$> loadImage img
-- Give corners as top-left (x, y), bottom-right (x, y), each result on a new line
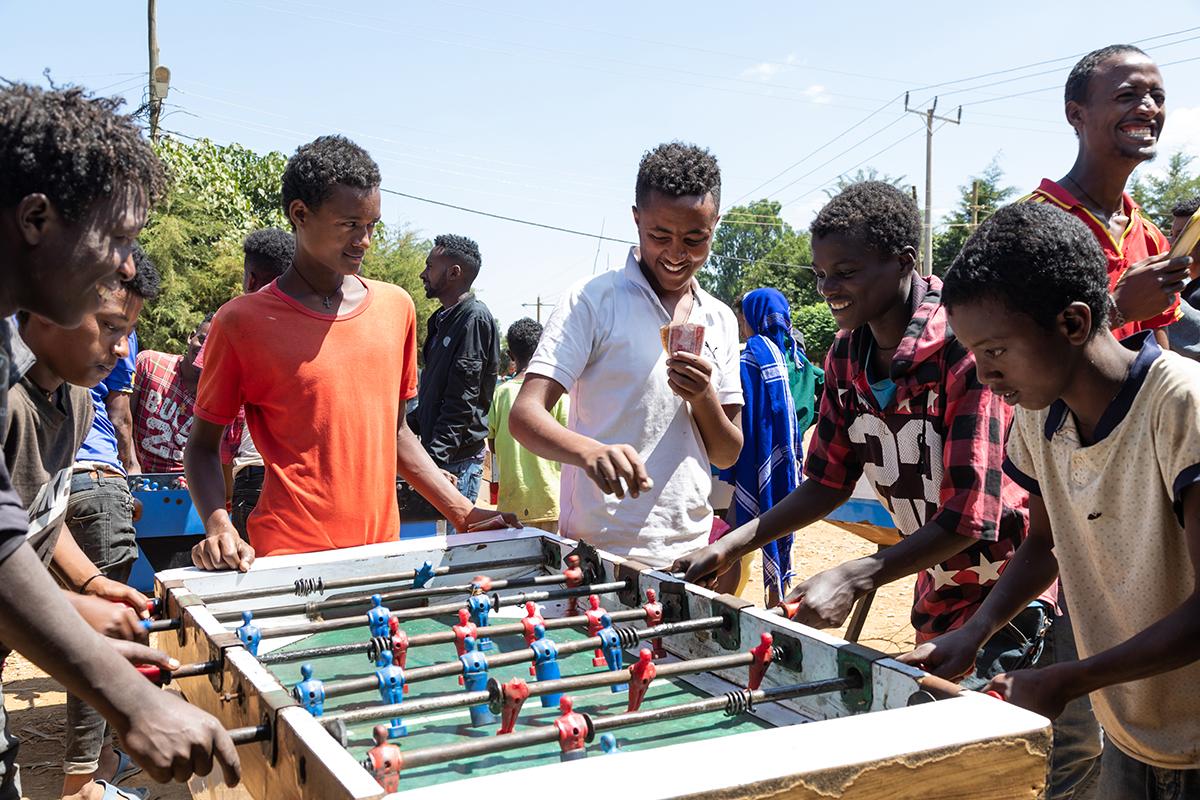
top-left (1024, 179), bottom-right (1181, 339)
top-left (194, 277), bottom-right (418, 556)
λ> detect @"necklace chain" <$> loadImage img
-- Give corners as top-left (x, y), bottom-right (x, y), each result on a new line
top-left (291, 268), bottom-right (340, 310)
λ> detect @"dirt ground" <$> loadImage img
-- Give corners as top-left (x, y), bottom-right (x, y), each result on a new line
top-left (3, 520), bottom-right (914, 800)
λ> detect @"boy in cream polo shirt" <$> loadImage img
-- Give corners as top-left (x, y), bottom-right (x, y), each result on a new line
top-left (510, 142), bottom-right (743, 567)
top-left (905, 203), bottom-right (1199, 798)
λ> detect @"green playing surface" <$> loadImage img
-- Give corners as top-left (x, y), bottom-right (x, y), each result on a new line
top-left (267, 613), bottom-right (773, 790)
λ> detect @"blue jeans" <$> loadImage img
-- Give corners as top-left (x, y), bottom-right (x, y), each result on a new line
top-left (1097, 744), bottom-right (1200, 800)
top-left (961, 599), bottom-right (1101, 800)
top-left (444, 457), bottom-right (483, 504)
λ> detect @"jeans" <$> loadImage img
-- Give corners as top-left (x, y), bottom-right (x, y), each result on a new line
top-left (63, 473), bottom-right (138, 774)
top-left (1097, 744), bottom-right (1200, 800)
top-left (961, 599), bottom-right (1102, 800)
top-left (444, 456), bottom-right (484, 504)
top-left (231, 465), bottom-right (264, 541)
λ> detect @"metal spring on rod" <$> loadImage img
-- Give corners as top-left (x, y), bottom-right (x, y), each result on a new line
top-left (723, 689), bottom-right (755, 716)
top-left (614, 626), bottom-right (641, 648)
top-left (365, 636), bottom-right (389, 663)
top-left (294, 577), bottom-right (324, 596)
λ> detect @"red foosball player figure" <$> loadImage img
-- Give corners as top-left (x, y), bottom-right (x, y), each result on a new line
top-left (554, 696), bottom-right (588, 763)
top-left (748, 632), bottom-right (774, 690)
top-left (584, 594), bottom-right (608, 666)
top-left (496, 677), bottom-right (531, 735)
top-left (642, 588), bottom-right (666, 659)
top-left (452, 608), bottom-right (477, 685)
top-left (521, 601), bottom-right (545, 676)
top-left (627, 648), bottom-right (657, 712)
top-left (563, 554), bottom-right (584, 615)
top-left (388, 617), bottom-right (410, 670)
top-left (363, 724), bottom-right (403, 792)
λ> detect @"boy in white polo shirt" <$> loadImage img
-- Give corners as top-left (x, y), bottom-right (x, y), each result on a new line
top-left (905, 203), bottom-right (1200, 798)
top-left (510, 142), bottom-right (743, 567)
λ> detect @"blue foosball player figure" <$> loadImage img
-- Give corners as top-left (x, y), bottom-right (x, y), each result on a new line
top-left (293, 663), bottom-right (325, 716)
top-left (367, 594), bottom-right (391, 639)
top-left (529, 624), bottom-right (562, 708)
top-left (599, 733), bottom-right (620, 755)
top-left (412, 559), bottom-right (435, 589)
top-left (466, 589), bottom-right (494, 651)
top-left (236, 610), bottom-right (261, 657)
top-left (597, 614), bottom-right (627, 692)
top-left (458, 636), bottom-right (497, 726)
top-left (375, 650), bottom-right (407, 737)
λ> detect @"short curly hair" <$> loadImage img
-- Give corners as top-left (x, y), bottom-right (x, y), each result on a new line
top-left (811, 181), bottom-right (920, 258)
top-left (243, 227), bottom-right (294, 277)
top-left (943, 203), bottom-right (1110, 336)
top-left (635, 142), bottom-right (721, 209)
top-left (433, 233), bottom-right (482, 280)
top-left (125, 243), bottom-right (161, 301)
top-left (1065, 44), bottom-right (1149, 105)
top-left (0, 83), bottom-right (165, 222)
top-left (280, 135), bottom-right (380, 219)
top-left (506, 317), bottom-right (543, 364)
top-left (1172, 195), bottom-right (1200, 219)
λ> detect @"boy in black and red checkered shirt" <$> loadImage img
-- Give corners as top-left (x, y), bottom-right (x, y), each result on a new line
top-left (676, 182), bottom-right (1101, 796)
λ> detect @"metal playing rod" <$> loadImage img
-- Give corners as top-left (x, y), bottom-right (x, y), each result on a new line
top-left (320, 617), bottom-right (723, 699)
top-left (227, 723), bottom-right (271, 746)
top-left (211, 573), bottom-right (570, 624)
top-left (396, 676), bottom-right (859, 770)
top-left (327, 646), bottom-right (783, 726)
top-left (258, 580), bottom-right (629, 641)
top-left (198, 555), bottom-right (546, 604)
top-left (259, 609), bottom-right (648, 666)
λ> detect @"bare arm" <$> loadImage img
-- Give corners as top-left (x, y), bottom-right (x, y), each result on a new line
top-left (185, 418), bottom-right (253, 571)
top-left (509, 375), bottom-right (652, 498)
top-left (0, 543), bottom-right (240, 785)
top-left (397, 409), bottom-right (520, 532)
top-left (52, 525), bottom-right (149, 616)
top-left (106, 391), bottom-right (140, 475)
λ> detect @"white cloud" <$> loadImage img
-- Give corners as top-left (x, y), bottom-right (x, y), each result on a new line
top-left (741, 53), bottom-right (801, 82)
top-left (1161, 105), bottom-right (1200, 157)
top-left (802, 84), bottom-right (831, 104)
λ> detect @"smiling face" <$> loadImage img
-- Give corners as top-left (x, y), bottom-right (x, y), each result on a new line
top-left (947, 296), bottom-right (1089, 411)
top-left (24, 281), bottom-right (144, 387)
top-left (1069, 52), bottom-right (1165, 165)
top-left (632, 190), bottom-right (719, 299)
top-left (811, 231), bottom-right (915, 332)
top-left (289, 184), bottom-right (380, 276)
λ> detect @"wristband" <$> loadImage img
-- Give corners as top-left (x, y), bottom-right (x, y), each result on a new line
top-left (79, 573), bottom-right (105, 594)
top-left (1110, 293), bottom-right (1126, 329)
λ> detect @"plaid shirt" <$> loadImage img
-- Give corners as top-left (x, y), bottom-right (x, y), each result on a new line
top-left (805, 274), bottom-right (1029, 640)
top-left (133, 351), bottom-right (195, 473)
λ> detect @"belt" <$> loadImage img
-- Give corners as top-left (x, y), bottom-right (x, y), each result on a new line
top-left (75, 467), bottom-right (126, 482)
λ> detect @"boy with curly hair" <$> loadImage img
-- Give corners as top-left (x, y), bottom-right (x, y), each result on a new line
top-left (510, 141), bottom-right (743, 567)
top-left (186, 136), bottom-right (516, 570)
top-left (909, 202), bottom-right (1200, 798)
top-left (0, 82), bottom-right (239, 797)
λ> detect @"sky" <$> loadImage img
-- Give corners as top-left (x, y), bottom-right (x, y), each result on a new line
top-left (3, 2), bottom-right (1200, 327)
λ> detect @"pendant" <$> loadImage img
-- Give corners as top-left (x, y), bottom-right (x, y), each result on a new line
top-left (323, 296), bottom-right (333, 309)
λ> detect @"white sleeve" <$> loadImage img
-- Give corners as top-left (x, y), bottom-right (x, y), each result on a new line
top-left (713, 307), bottom-right (743, 407)
top-left (1154, 361), bottom-right (1200, 522)
top-left (526, 284), bottom-right (596, 394)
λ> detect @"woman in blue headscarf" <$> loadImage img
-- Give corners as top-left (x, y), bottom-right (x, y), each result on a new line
top-left (720, 288), bottom-right (808, 604)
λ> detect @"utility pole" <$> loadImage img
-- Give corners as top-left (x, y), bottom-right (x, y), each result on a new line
top-left (521, 296), bottom-right (546, 324)
top-left (969, 179), bottom-right (983, 231)
top-left (904, 93), bottom-right (961, 276)
top-left (147, 0), bottom-right (170, 141)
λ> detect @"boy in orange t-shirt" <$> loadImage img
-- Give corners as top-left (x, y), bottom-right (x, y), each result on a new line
top-left (185, 135), bottom-right (517, 569)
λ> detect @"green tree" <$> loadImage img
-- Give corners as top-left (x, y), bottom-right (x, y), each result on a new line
top-left (793, 302), bottom-right (838, 365)
top-left (360, 223), bottom-right (438, 350)
top-left (931, 159), bottom-right (1016, 276)
top-left (702, 199), bottom-right (818, 308)
top-left (825, 167), bottom-right (909, 198)
top-left (1130, 152), bottom-right (1200, 232)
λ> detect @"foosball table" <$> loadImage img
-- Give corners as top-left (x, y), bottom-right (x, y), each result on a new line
top-left (146, 530), bottom-right (1051, 799)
